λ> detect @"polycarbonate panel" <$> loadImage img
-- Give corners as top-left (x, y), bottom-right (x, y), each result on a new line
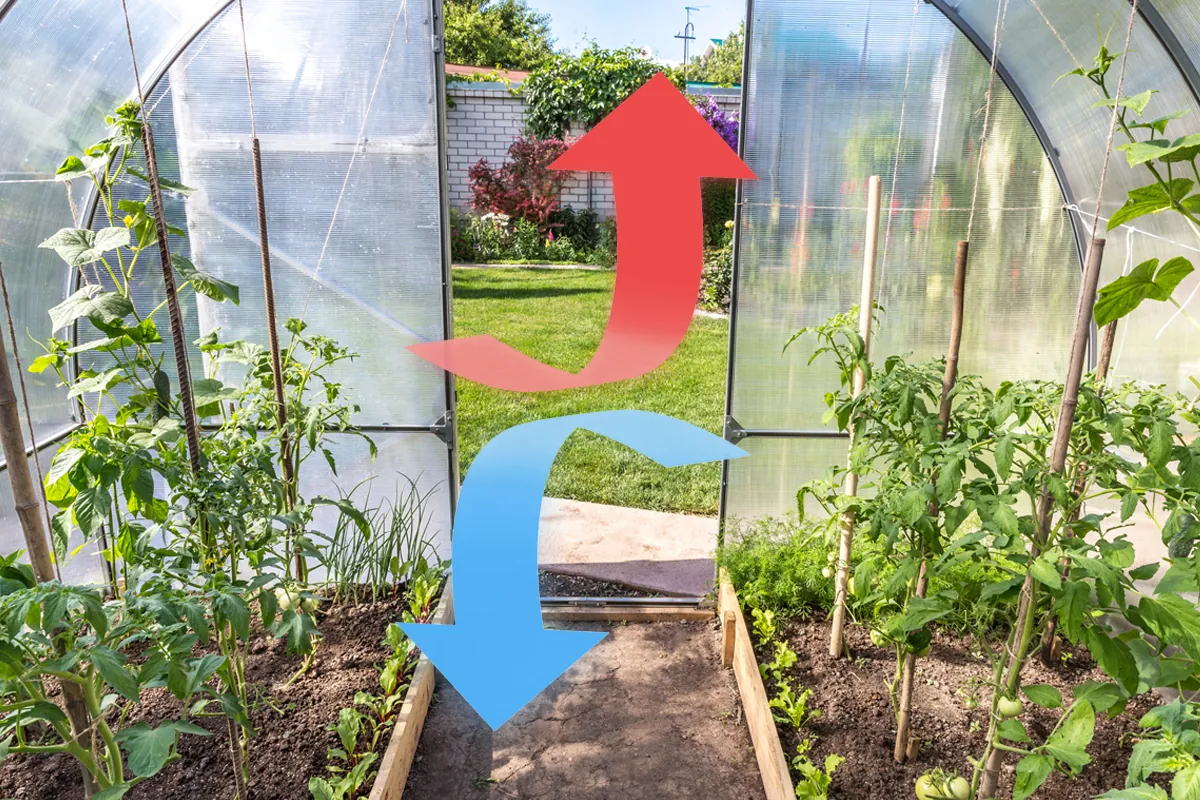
top-left (952, 0), bottom-right (1200, 388)
top-left (163, 0), bottom-right (449, 426)
top-left (724, 436), bottom-right (849, 524)
top-left (732, 0), bottom-right (1079, 439)
top-left (0, 446), bottom-right (106, 586)
top-left (299, 433), bottom-right (453, 568)
top-left (1157, 0), bottom-right (1200, 64)
top-left (0, 0), bottom-right (228, 441)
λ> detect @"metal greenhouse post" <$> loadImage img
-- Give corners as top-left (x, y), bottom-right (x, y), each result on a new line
top-left (829, 175), bottom-right (881, 659)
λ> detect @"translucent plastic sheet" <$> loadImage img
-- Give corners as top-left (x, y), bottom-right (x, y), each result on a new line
top-left (952, 0), bottom-right (1200, 390)
top-left (727, 0), bottom-right (1080, 520)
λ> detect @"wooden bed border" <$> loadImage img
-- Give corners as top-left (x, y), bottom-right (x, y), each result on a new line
top-left (368, 577), bottom-right (455, 800)
top-left (372, 578), bottom-right (791, 800)
top-left (717, 569), bottom-right (795, 800)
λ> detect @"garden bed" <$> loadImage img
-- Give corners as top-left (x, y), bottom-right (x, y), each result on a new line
top-left (743, 608), bottom-right (1158, 800)
top-left (0, 588), bottom-right (448, 800)
top-left (403, 617), bottom-right (766, 800)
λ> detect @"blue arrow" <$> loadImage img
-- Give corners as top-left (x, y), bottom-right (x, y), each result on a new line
top-left (401, 410), bottom-right (747, 729)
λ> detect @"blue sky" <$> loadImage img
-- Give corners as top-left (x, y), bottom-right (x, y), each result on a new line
top-left (528, 0), bottom-right (746, 64)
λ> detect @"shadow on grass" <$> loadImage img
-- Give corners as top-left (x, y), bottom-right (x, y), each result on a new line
top-left (452, 285), bottom-right (610, 301)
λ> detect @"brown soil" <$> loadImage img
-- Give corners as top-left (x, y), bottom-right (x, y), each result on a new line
top-left (405, 620), bottom-right (766, 800)
top-left (768, 614), bottom-right (1155, 800)
top-left (0, 594), bottom-right (411, 800)
top-left (537, 570), bottom-right (657, 597)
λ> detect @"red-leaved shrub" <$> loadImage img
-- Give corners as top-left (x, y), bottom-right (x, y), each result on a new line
top-left (468, 135), bottom-right (571, 232)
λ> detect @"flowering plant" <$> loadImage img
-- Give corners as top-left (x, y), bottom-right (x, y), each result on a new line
top-left (692, 95), bottom-right (739, 152)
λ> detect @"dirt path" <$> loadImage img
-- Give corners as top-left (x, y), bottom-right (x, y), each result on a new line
top-left (404, 620), bottom-right (766, 799)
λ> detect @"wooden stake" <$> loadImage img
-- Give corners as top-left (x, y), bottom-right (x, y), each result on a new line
top-left (894, 240), bottom-right (969, 763)
top-left (722, 609), bottom-right (736, 668)
top-left (829, 175), bottom-right (882, 659)
top-left (978, 238), bottom-right (1106, 800)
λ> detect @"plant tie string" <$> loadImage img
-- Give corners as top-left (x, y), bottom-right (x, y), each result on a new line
top-left (966, 0), bottom-right (1011, 243)
top-left (879, 0), bottom-right (921, 279)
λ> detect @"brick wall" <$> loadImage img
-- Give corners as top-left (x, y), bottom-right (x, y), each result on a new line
top-left (446, 83), bottom-right (741, 219)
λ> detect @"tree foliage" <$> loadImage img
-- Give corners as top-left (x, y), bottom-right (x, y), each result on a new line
top-left (468, 134), bottom-right (571, 230)
top-left (686, 22), bottom-right (744, 86)
top-left (443, 0), bottom-right (556, 71)
top-left (522, 45), bottom-right (685, 139)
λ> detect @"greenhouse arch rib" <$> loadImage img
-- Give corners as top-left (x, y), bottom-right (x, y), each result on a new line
top-left (1139, 0), bottom-right (1200, 110)
top-left (80, 0), bottom-right (237, 231)
top-left (924, 0), bottom-right (1087, 270)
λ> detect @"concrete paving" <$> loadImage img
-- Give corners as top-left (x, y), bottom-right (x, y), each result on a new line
top-left (536, 498), bottom-right (720, 597)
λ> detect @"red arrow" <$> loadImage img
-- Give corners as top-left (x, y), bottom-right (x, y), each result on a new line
top-left (409, 73), bottom-right (757, 392)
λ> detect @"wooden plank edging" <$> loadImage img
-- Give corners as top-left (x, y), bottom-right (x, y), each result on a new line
top-left (368, 578), bottom-right (455, 800)
top-left (717, 570), bottom-right (795, 800)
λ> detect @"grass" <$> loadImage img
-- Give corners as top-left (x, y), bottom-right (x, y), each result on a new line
top-left (452, 267), bottom-right (729, 516)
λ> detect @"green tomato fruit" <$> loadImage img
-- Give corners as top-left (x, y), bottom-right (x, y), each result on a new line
top-left (914, 774), bottom-right (937, 800)
top-left (870, 629), bottom-right (887, 647)
top-left (821, 567), bottom-right (834, 579)
top-left (948, 776), bottom-right (970, 800)
top-left (827, 552), bottom-right (837, 563)
top-left (913, 643), bottom-right (931, 658)
top-left (997, 696), bottom-right (1024, 719)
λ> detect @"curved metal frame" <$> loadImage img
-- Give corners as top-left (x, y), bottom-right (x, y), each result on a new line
top-left (924, 0), bottom-right (1089, 269)
top-left (1139, 1), bottom-right (1200, 111)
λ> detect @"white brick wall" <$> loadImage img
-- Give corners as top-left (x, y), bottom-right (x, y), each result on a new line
top-left (446, 83), bottom-right (741, 219)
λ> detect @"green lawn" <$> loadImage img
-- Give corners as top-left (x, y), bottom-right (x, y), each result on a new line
top-left (452, 267), bottom-right (729, 516)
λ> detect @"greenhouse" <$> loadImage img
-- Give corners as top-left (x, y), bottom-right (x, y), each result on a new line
top-left (0, 0), bottom-right (1198, 798)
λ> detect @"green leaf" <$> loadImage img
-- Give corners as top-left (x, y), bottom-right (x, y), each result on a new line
top-left (125, 167), bottom-right (195, 197)
top-left (172, 256), bottom-right (239, 305)
top-left (88, 646), bottom-right (139, 701)
top-left (1121, 491), bottom-right (1138, 522)
top-left (1097, 788), bottom-right (1169, 800)
top-left (1086, 628), bottom-right (1139, 694)
top-left (1108, 180), bottom-right (1193, 231)
top-left (212, 592), bottom-right (250, 640)
top-left (998, 718), bottom-right (1031, 742)
top-left (995, 436), bottom-right (1014, 481)
top-left (1129, 563), bottom-right (1160, 582)
top-left (1022, 684), bottom-right (1063, 709)
top-left (308, 777), bottom-right (337, 800)
top-left (48, 285), bottom-right (134, 333)
top-left (1030, 556), bottom-right (1062, 591)
top-left (73, 485), bottom-right (112, 539)
top-left (1095, 257), bottom-right (1196, 327)
top-left (115, 722), bottom-right (187, 778)
top-left (1044, 701), bottom-right (1095, 771)
top-left (1013, 754), bottom-right (1054, 800)
top-left (899, 596), bottom-right (952, 632)
top-left (992, 504), bottom-right (1019, 538)
top-left (1095, 89), bottom-right (1157, 116)
top-left (92, 784), bottom-right (133, 800)
top-left (1176, 763), bottom-right (1200, 800)
top-left (1148, 420), bottom-right (1175, 468)
top-left (39, 227), bottom-right (129, 267)
top-left (1127, 739), bottom-right (1177, 786)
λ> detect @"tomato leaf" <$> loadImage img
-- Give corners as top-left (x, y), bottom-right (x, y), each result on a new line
top-left (1023, 684), bottom-right (1063, 709)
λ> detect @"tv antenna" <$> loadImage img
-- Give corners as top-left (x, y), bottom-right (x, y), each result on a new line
top-left (675, 6), bottom-right (700, 80)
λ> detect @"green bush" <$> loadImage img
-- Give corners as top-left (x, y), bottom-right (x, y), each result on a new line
top-left (699, 244), bottom-right (732, 312)
top-left (718, 517), bottom-right (836, 617)
top-left (702, 178), bottom-right (736, 248)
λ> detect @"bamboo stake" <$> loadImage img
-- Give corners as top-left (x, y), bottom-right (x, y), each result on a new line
top-left (894, 240), bottom-right (969, 763)
top-left (829, 175), bottom-right (882, 659)
top-left (1039, 318), bottom-right (1118, 664)
top-left (977, 238), bottom-right (1106, 800)
top-left (0, 325), bottom-right (98, 796)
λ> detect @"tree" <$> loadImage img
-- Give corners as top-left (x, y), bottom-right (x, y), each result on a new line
top-left (522, 46), bottom-right (685, 139)
top-left (687, 22), bottom-right (744, 86)
top-left (444, 0), bottom-right (557, 72)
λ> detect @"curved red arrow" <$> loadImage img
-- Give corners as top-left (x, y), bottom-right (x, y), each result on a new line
top-left (409, 73), bottom-right (757, 392)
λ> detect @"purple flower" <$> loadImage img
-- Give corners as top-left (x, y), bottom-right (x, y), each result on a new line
top-left (692, 95), bottom-right (739, 152)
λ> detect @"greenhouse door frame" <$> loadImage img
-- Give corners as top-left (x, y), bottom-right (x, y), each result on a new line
top-left (717, 0), bottom-right (1094, 527)
top-left (59, 0), bottom-right (460, 569)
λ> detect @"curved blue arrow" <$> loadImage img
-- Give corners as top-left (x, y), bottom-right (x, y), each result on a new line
top-left (401, 410), bottom-right (747, 729)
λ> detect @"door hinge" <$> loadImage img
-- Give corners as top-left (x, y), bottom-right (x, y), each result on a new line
top-left (432, 34), bottom-right (443, 54)
top-left (430, 410), bottom-right (453, 444)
